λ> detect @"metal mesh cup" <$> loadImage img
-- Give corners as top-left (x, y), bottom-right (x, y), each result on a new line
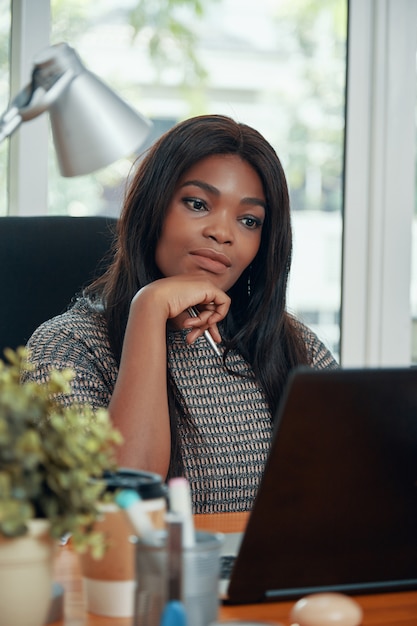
top-left (134, 531), bottom-right (224, 626)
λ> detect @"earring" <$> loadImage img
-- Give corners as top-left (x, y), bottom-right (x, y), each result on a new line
top-left (247, 265), bottom-right (252, 297)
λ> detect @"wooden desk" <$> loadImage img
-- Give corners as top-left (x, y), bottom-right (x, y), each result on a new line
top-left (51, 512), bottom-right (417, 625)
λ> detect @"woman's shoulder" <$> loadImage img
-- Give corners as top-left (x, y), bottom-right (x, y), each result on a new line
top-left (26, 296), bottom-right (111, 361)
top-left (291, 316), bottom-right (339, 370)
top-left (29, 297), bottom-right (105, 336)
top-left (24, 297), bottom-right (117, 403)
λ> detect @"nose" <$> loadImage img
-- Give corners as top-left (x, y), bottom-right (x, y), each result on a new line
top-left (202, 210), bottom-right (234, 244)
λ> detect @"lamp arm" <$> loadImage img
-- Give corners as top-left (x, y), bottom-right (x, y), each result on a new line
top-left (0, 68), bottom-right (74, 144)
top-left (0, 105), bottom-right (22, 143)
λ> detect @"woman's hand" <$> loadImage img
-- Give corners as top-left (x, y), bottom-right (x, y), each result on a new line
top-left (133, 274), bottom-right (231, 345)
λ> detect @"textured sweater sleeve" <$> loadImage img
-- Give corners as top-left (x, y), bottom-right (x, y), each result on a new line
top-left (23, 299), bottom-right (117, 410)
top-left (298, 320), bottom-right (339, 369)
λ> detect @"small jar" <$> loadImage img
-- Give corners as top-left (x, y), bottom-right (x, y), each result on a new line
top-left (80, 469), bottom-right (167, 618)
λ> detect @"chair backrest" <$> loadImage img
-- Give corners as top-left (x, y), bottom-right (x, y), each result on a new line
top-left (0, 215), bottom-right (118, 354)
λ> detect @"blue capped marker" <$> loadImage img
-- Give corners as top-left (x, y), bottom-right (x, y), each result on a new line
top-left (115, 489), bottom-right (155, 541)
top-left (160, 600), bottom-right (187, 626)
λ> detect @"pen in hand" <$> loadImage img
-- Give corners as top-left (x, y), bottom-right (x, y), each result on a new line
top-left (186, 307), bottom-right (221, 357)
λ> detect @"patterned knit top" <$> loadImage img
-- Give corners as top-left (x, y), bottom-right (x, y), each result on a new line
top-left (25, 298), bottom-right (338, 514)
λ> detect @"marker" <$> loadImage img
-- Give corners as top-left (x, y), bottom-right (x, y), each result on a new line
top-left (115, 489), bottom-right (155, 542)
top-left (161, 515), bottom-right (187, 626)
top-left (187, 307), bottom-right (222, 357)
top-left (160, 600), bottom-right (187, 626)
top-left (168, 477), bottom-right (195, 548)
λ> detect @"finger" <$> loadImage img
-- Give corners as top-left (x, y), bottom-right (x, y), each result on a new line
top-left (185, 323), bottom-right (221, 346)
top-left (201, 294), bottom-right (230, 322)
top-left (190, 299), bottom-right (229, 326)
top-left (207, 323), bottom-right (221, 343)
top-left (183, 308), bottom-right (220, 343)
top-left (184, 308), bottom-right (213, 325)
top-left (185, 326), bottom-right (205, 345)
top-left (183, 309), bottom-right (221, 342)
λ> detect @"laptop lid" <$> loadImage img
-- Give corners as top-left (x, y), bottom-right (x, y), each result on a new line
top-left (225, 367), bottom-right (417, 604)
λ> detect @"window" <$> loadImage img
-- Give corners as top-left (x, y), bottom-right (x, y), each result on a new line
top-left (0, 0), bottom-right (11, 215)
top-left (2, 1), bottom-right (415, 366)
top-left (413, 183), bottom-right (417, 364)
top-left (49, 0), bottom-right (347, 359)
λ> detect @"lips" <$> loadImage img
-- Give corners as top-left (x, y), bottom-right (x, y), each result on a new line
top-left (190, 248), bottom-right (232, 274)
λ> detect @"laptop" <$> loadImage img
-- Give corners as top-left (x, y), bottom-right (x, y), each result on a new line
top-left (220, 366), bottom-right (417, 604)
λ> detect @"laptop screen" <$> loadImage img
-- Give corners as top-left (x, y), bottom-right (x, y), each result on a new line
top-left (226, 367), bottom-right (417, 604)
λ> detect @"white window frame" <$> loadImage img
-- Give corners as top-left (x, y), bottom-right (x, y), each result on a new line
top-left (8, 0), bottom-right (417, 367)
top-left (342, 0), bottom-right (417, 366)
top-left (8, 0), bottom-right (49, 216)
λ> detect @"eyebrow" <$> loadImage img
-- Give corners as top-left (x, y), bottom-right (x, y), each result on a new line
top-left (180, 179), bottom-right (267, 210)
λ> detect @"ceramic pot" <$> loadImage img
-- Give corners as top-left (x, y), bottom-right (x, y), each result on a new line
top-left (0, 519), bottom-right (55, 626)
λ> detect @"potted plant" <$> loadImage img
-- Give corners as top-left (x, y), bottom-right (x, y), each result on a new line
top-left (0, 347), bottom-right (123, 626)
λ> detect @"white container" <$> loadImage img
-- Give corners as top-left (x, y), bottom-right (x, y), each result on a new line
top-left (81, 469), bottom-right (167, 618)
top-left (135, 531), bottom-right (224, 626)
top-left (0, 519), bottom-right (55, 626)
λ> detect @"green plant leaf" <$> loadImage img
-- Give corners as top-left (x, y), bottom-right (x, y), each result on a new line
top-left (0, 348), bottom-right (122, 554)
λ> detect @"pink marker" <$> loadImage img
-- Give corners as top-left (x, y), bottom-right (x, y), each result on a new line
top-left (168, 477), bottom-right (195, 548)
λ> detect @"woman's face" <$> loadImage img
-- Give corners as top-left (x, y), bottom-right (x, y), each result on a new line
top-left (155, 154), bottom-right (266, 292)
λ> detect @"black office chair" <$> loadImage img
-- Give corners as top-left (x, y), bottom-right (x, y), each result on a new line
top-left (0, 215), bottom-right (118, 354)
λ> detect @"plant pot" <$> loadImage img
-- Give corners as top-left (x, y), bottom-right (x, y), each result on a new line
top-left (0, 519), bottom-right (56, 626)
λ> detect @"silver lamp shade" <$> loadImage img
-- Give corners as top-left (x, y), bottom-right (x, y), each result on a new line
top-left (0, 42), bottom-right (152, 176)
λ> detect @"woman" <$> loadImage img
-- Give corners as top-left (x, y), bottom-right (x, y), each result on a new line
top-left (25, 114), bottom-right (337, 513)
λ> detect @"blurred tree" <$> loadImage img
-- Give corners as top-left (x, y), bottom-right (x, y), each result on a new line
top-left (128, 0), bottom-right (213, 83)
top-left (272, 0), bottom-right (347, 212)
top-left (0, 0), bottom-right (216, 215)
top-left (0, 0), bottom-right (345, 217)
top-left (51, 0), bottom-right (217, 84)
top-left (50, 0), bottom-right (90, 42)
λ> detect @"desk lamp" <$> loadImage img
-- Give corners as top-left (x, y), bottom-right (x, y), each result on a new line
top-left (0, 42), bottom-right (152, 176)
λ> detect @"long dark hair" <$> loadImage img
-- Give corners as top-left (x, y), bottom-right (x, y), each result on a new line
top-left (88, 115), bottom-right (309, 470)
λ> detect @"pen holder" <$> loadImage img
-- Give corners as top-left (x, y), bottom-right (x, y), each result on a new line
top-left (134, 531), bottom-right (224, 626)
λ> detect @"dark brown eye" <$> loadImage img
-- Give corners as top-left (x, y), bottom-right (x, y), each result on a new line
top-left (240, 216), bottom-right (263, 229)
top-left (184, 198), bottom-right (207, 211)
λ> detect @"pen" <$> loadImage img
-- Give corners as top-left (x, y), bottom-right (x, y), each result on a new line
top-left (186, 307), bottom-right (221, 357)
top-left (168, 477), bottom-right (195, 549)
